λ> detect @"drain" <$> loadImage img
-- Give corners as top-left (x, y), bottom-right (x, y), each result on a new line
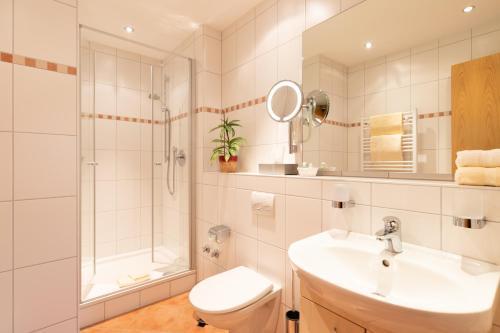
top-left (382, 259), bottom-right (390, 267)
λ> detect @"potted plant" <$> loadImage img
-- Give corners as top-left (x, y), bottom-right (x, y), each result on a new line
top-left (209, 114), bottom-right (245, 173)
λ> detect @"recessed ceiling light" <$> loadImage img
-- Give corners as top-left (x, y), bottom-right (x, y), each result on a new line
top-left (123, 25), bottom-right (134, 33)
top-left (364, 41), bottom-right (373, 49)
top-left (463, 5), bottom-right (475, 13)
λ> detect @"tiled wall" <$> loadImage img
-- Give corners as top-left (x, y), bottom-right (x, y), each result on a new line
top-left (195, 172), bottom-right (500, 331)
top-left (345, 22), bottom-right (500, 173)
top-left (0, 0), bottom-right (78, 332)
top-left (80, 41), bottom-right (165, 259)
top-left (216, 0), bottom-right (366, 172)
top-left (302, 55), bottom-right (348, 169)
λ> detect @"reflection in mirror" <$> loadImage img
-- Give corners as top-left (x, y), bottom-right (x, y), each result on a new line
top-left (302, 0), bottom-right (500, 178)
top-left (304, 90), bottom-right (330, 127)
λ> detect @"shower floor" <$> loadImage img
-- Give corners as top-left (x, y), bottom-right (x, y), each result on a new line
top-left (82, 246), bottom-right (188, 301)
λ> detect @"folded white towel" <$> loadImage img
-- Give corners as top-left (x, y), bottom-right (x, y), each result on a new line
top-left (251, 191), bottom-right (275, 216)
top-left (456, 149), bottom-right (500, 168)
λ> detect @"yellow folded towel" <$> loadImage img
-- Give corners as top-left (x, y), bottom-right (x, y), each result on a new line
top-left (370, 112), bottom-right (403, 136)
top-left (129, 273), bottom-right (151, 283)
top-left (455, 167), bottom-right (500, 186)
top-left (370, 134), bottom-right (403, 161)
top-left (456, 149), bottom-right (500, 168)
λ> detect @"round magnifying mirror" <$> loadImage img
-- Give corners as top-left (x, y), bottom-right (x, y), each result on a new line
top-left (305, 90), bottom-right (330, 127)
top-left (266, 80), bottom-right (303, 122)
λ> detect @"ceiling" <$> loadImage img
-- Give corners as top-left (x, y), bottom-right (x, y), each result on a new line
top-left (303, 0), bottom-right (500, 67)
top-left (79, 0), bottom-right (262, 53)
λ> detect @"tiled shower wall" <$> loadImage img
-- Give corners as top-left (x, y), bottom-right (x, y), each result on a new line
top-left (80, 42), bottom-right (164, 259)
top-left (0, 0), bottom-right (78, 332)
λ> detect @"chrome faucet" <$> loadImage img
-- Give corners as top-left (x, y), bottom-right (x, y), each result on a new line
top-left (376, 216), bottom-right (403, 253)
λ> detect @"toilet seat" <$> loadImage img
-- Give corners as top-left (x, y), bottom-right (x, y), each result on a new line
top-left (189, 266), bottom-right (273, 314)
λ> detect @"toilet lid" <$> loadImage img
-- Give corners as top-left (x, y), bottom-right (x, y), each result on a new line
top-left (189, 266), bottom-right (273, 314)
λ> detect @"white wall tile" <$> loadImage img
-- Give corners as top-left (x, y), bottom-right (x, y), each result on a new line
top-left (234, 232), bottom-right (259, 270)
top-left (14, 0), bottom-right (76, 66)
top-left (285, 178), bottom-right (322, 198)
top-left (438, 78), bottom-right (451, 112)
top-left (237, 175), bottom-right (285, 193)
top-left (14, 258), bottom-right (77, 333)
top-left (14, 197), bottom-right (76, 268)
top-left (372, 207), bottom-right (441, 249)
top-left (117, 87), bottom-right (141, 118)
top-left (104, 292), bottom-right (140, 319)
top-left (322, 201), bottom-right (371, 234)
top-left (0, 202), bottom-right (12, 273)
top-left (14, 65), bottom-right (76, 135)
top-left (364, 63), bottom-right (386, 94)
top-left (411, 48), bottom-right (438, 84)
top-left (412, 81), bottom-right (438, 115)
top-left (236, 20), bottom-right (255, 66)
top-left (364, 92), bottom-right (385, 117)
top-left (305, 0), bottom-right (340, 29)
top-left (0, 62), bottom-right (12, 132)
top-left (222, 33), bottom-right (236, 74)
top-left (258, 194), bottom-right (286, 248)
top-left (417, 118), bottom-right (438, 150)
top-left (258, 241), bottom-right (286, 290)
top-left (322, 180), bottom-right (371, 204)
top-left (95, 119), bottom-right (116, 150)
top-left (170, 273), bottom-right (196, 296)
top-left (278, 37), bottom-right (302, 83)
top-left (285, 195), bottom-right (321, 247)
top-left (116, 122), bottom-right (141, 151)
top-left (386, 56), bottom-right (410, 89)
top-left (0, 132), bottom-right (12, 201)
top-left (117, 57), bottom-right (141, 90)
top-left (255, 49), bottom-right (278, 98)
top-left (79, 303), bottom-right (104, 328)
top-left (0, 0), bottom-right (12, 52)
top-left (471, 29), bottom-right (500, 59)
top-left (0, 271), bottom-right (12, 333)
top-left (95, 83), bottom-right (116, 116)
top-left (140, 281), bottom-right (171, 306)
top-left (438, 39), bottom-right (471, 79)
top-left (277, 0), bottom-right (305, 45)
top-left (35, 318), bottom-right (77, 333)
top-left (442, 216), bottom-right (500, 265)
top-left (14, 133), bottom-right (76, 200)
top-left (95, 52), bottom-right (116, 86)
top-left (256, 4), bottom-right (278, 56)
top-left (372, 183), bottom-right (440, 214)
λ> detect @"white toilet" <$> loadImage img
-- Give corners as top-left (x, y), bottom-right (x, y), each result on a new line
top-left (189, 266), bottom-right (282, 333)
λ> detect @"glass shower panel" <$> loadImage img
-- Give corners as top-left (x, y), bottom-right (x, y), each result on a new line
top-left (80, 45), bottom-right (95, 300)
top-left (152, 55), bottom-right (191, 272)
top-left (80, 27), bottom-right (192, 303)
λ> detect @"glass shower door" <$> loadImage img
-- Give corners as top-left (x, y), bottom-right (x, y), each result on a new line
top-left (152, 55), bottom-right (192, 273)
top-left (80, 47), bottom-right (96, 300)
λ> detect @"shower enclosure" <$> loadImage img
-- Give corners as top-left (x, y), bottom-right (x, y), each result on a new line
top-left (80, 28), bottom-right (193, 302)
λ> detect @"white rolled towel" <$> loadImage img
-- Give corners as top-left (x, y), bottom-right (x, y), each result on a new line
top-left (251, 191), bottom-right (275, 216)
top-left (456, 149), bottom-right (500, 168)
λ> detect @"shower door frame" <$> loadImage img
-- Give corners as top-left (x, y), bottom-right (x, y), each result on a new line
top-left (78, 25), bottom-right (197, 306)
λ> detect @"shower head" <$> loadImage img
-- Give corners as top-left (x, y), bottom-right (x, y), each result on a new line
top-left (149, 93), bottom-right (161, 101)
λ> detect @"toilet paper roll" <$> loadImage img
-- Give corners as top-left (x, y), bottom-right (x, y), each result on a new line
top-left (251, 191), bottom-right (275, 216)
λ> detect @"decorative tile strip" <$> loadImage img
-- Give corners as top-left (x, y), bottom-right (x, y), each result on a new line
top-left (80, 112), bottom-right (189, 124)
top-left (418, 111), bottom-right (452, 119)
top-left (0, 51), bottom-right (77, 76)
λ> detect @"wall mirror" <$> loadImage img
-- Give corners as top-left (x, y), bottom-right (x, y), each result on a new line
top-left (302, 0), bottom-right (500, 179)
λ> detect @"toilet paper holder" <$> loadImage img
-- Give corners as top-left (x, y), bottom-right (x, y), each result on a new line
top-left (208, 225), bottom-right (231, 244)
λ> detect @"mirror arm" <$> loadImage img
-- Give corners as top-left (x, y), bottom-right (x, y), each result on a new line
top-left (289, 122), bottom-right (298, 154)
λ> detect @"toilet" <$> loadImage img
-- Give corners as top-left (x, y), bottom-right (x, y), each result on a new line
top-left (189, 266), bottom-right (282, 333)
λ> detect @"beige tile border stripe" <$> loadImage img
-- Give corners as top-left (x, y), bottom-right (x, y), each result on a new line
top-left (81, 112), bottom-right (188, 124)
top-left (0, 51), bottom-right (77, 76)
top-left (196, 95), bottom-right (452, 128)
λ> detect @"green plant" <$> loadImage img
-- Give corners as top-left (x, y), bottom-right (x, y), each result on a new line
top-left (210, 114), bottom-right (245, 163)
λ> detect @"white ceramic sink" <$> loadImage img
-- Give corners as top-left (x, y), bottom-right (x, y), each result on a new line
top-left (289, 230), bottom-right (500, 333)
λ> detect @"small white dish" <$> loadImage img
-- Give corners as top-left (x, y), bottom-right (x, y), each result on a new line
top-left (297, 167), bottom-right (319, 177)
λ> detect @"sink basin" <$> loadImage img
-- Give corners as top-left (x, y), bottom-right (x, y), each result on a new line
top-left (288, 230), bottom-right (500, 333)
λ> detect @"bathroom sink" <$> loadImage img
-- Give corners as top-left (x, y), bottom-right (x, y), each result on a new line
top-left (288, 231), bottom-right (500, 333)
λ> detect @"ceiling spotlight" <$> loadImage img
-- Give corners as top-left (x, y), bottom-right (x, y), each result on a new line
top-left (463, 5), bottom-right (475, 13)
top-left (123, 25), bottom-right (134, 33)
top-left (364, 41), bottom-right (373, 49)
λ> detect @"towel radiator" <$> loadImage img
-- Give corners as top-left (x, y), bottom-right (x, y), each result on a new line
top-left (360, 109), bottom-right (417, 173)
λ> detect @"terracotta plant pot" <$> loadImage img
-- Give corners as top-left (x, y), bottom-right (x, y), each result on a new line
top-left (219, 155), bottom-right (238, 173)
